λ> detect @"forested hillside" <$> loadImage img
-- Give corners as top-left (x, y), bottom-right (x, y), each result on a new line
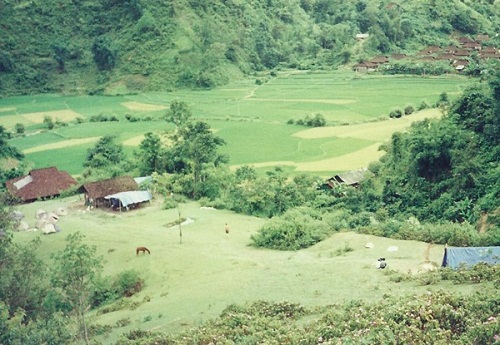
top-left (0, 0), bottom-right (499, 95)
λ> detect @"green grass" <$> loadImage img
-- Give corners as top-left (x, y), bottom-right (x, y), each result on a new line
top-left (25, 146), bottom-right (91, 175)
top-left (12, 196), bottom-right (478, 342)
top-left (0, 71), bottom-right (475, 175)
top-left (215, 120), bottom-right (377, 165)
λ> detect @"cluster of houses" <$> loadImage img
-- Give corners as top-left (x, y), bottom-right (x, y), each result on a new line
top-left (6, 166), bottom-right (371, 206)
top-left (5, 166), bottom-right (152, 211)
top-left (353, 34), bottom-right (499, 73)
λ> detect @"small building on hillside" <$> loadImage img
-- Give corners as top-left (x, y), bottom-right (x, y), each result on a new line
top-left (353, 61), bottom-right (378, 72)
top-left (5, 167), bottom-right (77, 202)
top-left (79, 176), bottom-right (139, 209)
top-left (321, 168), bottom-right (369, 190)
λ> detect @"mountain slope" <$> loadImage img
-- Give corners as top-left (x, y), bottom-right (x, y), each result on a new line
top-left (0, 0), bottom-right (498, 95)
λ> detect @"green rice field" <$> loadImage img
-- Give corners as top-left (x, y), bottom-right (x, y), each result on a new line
top-left (1, 71), bottom-right (475, 176)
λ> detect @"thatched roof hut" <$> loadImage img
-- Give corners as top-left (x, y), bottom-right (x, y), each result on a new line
top-left (79, 176), bottom-right (139, 208)
top-left (5, 167), bottom-right (77, 202)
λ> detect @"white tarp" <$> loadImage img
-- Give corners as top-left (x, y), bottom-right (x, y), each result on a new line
top-left (104, 190), bottom-right (152, 207)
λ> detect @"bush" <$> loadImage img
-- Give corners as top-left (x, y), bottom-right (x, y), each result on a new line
top-left (14, 123), bottom-right (25, 135)
top-left (114, 270), bottom-right (143, 297)
top-left (404, 105), bottom-right (414, 115)
top-left (417, 100), bottom-right (430, 111)
top-left (250, 207), bottom-right (332, 250)
top-left (91, 270), bottom-right (143, 308)
top-left (389, 109), bottom-right (403, 118)
top-left (43, 116), bottom-right (55, 130)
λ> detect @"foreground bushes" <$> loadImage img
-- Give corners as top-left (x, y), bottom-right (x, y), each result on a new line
top-left (250, 207), bottom-right (334, 250)
top-left (116, 289), bottom-right (500, 344)
top-left (251, 205), bottom-right (499, 250)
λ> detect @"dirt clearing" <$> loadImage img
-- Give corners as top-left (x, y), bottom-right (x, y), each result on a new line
top-left (122, 102), bottom-right (167, 111)
top-left (24, 137), bottom-right (100, 154)
top-left (21, 110), bottom-right (81, 124)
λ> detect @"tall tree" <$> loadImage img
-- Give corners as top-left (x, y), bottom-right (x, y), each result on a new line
top-left (165, 100), bottom-right (192, 128)
top-left (51, 232), bottom-right (102, 345)
top-left (138, 132), bottom-right (164, 175)
top-left (176, 121), bottom-right (227, 198)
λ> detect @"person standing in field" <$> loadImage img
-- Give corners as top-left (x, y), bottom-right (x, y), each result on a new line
top-left (225, 223), bottom-right (230, 237)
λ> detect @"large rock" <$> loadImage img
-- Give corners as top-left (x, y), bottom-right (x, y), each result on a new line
top-left (11, 210), bottom-right (24, 221)
top-left (36, 209), bottom-right (47, 220)
top-left (41, 223), bottom-right (57, 235)
top-left (17, 221), bottom-right (30, 231)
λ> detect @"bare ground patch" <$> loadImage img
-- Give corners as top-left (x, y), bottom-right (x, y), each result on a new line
top-left (24, 137), bottom-right (100, 154)
top-left (122, 102), bottom-right (167, 111)
top-left (0, 107), bottom-right (16, 112)
top-left (21, 110), bottom-right (82, 124)
top-left (230, 144), bottom-right (383, 173)
top-left (294, 108), bottom-right (441, 140)
top-left (122, 135), bottom-right (145, 146)
top-left (295, 143), bottom-right (383, 171)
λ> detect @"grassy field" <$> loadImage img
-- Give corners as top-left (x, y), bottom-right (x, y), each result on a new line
top-left (1, 71), bottom-right (474, 176)
top-left (12, 196), bottom-right (478, 343)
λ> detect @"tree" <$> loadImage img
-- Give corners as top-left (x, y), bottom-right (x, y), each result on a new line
top-left (51, 232), bottom-right (102, 345)
top-left (91, 36), bottom-right (118, 71)
top-left (43, 115), bottom-right (55, 130)
top-left (138, 132), bottom-right (164, 175)
top-left (0, 126), bottom-right (23, 160)
top-left (172, 121), bottom-right (227, 198)
top-left (0, 237), bottom-right (49, 321)
top-left (84, 135), bottom-right (125, 169)
top-left (165, 100), bottom-right (192, 128)
top-left (52, 42), bottom-right (70, 72)
top-left (14, 123), bottom-right (24, 135)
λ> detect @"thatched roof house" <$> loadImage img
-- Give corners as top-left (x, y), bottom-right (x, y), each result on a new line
top-left (332, 168), bottom-right (368, 186)
top-left (321, 168), bottom-right (369, 190)
top-left (5, 167), bottom-right (77, 202)
top-left (79, 176), bottom-right (139, 208)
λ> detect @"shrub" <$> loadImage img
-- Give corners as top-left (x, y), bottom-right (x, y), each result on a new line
top-left (43, 115), bottom-right (55, 129)
top-left (417, 100), bottom-right (430, 110)
top-left (114, 270), bottom-right (143, 297)
top-left (250, 207), bottom-right (332, 250)
top-left (92, 277), bottom-right (117, 308)
top-left (14, 123), bottom-right (25, 135)
top-left (404, 105), bottom-right (414, 115)
top-left (389, 109), bottom-right (403, 118)
top-left (347, 211), bottom-right (373, 229)
top-left (333, 242), bottom-right (354, 256)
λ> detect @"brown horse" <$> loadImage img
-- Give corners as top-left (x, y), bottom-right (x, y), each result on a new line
top-left (136, 246), bottom-right (150, 255)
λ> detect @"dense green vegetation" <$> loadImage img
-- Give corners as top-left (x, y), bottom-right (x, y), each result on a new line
top-left (245, 71), bottom-right (500, 248)
top-left (0, 0), bottom-right (499, 95)
top-left (116, 287), bottom-right (500, 344)
top-left (1, 0), bottom-right (500, 343)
